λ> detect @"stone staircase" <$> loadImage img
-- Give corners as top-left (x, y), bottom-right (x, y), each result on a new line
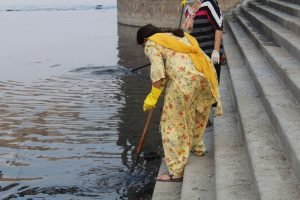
top-left (152, 0), bottom-right (300, 199)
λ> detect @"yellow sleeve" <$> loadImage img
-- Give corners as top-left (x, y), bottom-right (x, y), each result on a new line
top-left (144, 41), bottom-right (166, 82)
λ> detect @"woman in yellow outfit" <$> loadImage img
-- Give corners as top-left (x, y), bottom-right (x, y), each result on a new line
top-left (137, 24), bottom-right (222, 182)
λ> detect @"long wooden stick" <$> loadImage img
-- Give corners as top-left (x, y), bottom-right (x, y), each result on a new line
top-left (135, 109), bottom-right (154, 160)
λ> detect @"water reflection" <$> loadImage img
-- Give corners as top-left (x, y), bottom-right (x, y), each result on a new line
top-left (0, 66), bottom-right (162, 199)
top-left (0, 66), bottom-right (124, 198)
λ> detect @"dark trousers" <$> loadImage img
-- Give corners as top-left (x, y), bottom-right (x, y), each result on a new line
top-left (214, 62), bottom-right (221, 83)
top-left (207, 52), bottom-right (221, 107)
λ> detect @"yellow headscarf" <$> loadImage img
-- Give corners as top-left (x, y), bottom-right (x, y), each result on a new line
top-left (148, 32), bottom-right (223, 115)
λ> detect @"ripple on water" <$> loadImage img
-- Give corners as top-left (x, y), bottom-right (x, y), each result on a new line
top-left (0, 63), bottom-right (161, 199)
top-left (0, 66), bottom-right (132, 198)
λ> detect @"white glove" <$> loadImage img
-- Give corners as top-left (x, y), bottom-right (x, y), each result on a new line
top-left (211, 50), bottom-right (220, 64)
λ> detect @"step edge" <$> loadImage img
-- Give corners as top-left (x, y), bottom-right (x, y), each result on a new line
top-left (224, 20), bottom-right (300, 199)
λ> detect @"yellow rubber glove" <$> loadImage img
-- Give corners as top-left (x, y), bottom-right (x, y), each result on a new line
top-left (143, 86), bottom-right (163, 111)
top-left (181, 0), bottom-right (188, 6)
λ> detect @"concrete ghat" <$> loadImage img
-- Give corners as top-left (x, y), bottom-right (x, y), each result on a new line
top-left (116, 0), bottom-right (300, 199)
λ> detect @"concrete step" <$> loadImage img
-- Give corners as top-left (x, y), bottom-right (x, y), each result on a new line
top-left (230, 13), bottom-right (300, 181)
top-left (214, 62), bottom-right (255, 200)
top-left (224, 18), bottom-right (300, 199)
top-left (180, 127), bottom-right (216, 200)
top-left (249, 1), bottom-right (300, 35)
top-left (241, 6), bottom-right (300, 62)
top-left (152, 117), bottom-right (215, 200)
top-left (277, 0), bottom-right (300, 6)
top-left (256, 0), bottom-right (300, 17)
top-left (152, 160), bottom-right (182, 200)
top-left (235, 14), bottom-right (300, 102)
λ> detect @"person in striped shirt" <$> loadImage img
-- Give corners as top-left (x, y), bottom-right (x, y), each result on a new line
top-left (183, 0), bottom-right (223, 82)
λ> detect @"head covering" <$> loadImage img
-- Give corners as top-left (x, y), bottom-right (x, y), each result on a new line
top-left (148, 33), bottom-right (223, 115)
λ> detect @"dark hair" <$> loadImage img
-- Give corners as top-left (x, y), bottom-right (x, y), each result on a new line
top-left (137, 24), bottom-right (184, 45)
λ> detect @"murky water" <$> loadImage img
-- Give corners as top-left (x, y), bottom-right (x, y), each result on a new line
top-left (0, 1), bottom-right (162, 199)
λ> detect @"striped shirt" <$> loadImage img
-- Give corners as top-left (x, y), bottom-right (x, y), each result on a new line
top-left (189, 0), bottom-right (223, 55)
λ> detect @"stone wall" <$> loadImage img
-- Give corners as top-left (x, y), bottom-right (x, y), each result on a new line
top-left (117, 0), bottom-right (242, 28)
top-left (218, 0), bottom-right (241, 13)
top-left (117, 0), bottom-right (183, 28)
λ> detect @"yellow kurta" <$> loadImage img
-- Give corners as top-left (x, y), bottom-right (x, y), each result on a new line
top-left (144, 34), bottom-right (217, 176)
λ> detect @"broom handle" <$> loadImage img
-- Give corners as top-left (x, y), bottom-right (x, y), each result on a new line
top-left (136, 109), bottom-right (154, 156)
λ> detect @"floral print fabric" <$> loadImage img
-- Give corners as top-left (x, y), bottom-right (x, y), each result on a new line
top-left (144, 36), bottom-right (216, 176)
